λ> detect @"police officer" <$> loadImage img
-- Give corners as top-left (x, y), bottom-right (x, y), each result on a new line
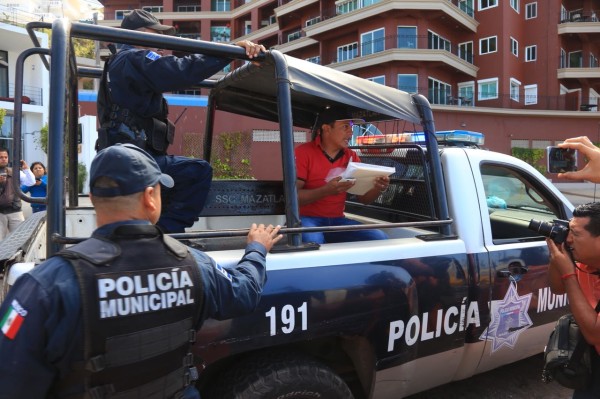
top-left (0, 143), bottom-right (282, 398)
top-left (97, 9), bottom-right (266, 233)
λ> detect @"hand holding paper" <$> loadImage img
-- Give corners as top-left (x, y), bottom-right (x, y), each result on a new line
top-left (326, 160), bottom-right (395, 195)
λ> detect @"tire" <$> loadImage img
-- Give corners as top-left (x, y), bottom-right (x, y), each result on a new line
top-left (207, 351), bottom-right (355, 399)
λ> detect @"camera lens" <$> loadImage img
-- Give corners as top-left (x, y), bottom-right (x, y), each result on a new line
top-left (528, 218), bottom-right (570, 244)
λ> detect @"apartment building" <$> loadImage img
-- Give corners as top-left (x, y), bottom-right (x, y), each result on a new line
top-left (0, 22), bottom-right (49, 166)
top-left (93, 1), bottom-right (600, 167)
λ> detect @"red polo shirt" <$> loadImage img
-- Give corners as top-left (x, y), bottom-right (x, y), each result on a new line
top-left (295, 136), bottom-right (360, 217)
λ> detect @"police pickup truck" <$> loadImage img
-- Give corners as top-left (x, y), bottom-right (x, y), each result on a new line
top-left (1, 20), bottom-right (572, 399)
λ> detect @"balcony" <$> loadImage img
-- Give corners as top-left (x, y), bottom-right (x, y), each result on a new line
top-left (298, 0), bottom-right (476, 36)
top-left (324, 34), bottom-right (477, 78)
top-left (558, 9), bottom-right (600, 39)
top-left (0, 83), bottom-right (44, 106)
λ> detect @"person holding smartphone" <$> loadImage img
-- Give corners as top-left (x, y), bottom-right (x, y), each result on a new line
top-left (21, 161), bottom-right (47, 213)
top-left (557, 136), bottom-right (600, 183)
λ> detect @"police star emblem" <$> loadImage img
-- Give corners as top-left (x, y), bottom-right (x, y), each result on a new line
top-left (479, 283), bottom-right (533, 353)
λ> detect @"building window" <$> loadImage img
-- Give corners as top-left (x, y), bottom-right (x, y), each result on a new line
top-left (458, 0), bottom-right (474, 17)
top-left (458, 82), bottom-right (475, 106)
top-left (253, 130), bottom-right (307, 143)
top-left (336, 0), bottom-right (359, 15)
top-left (361, 28), bottom-right (385, 56)
top-left (525, 45), bottom-right (536, 61)
top-left (306, 56), bottom-right (320, 64)
top-left (398, 74), bottom-right (418, 93)
top-left (428, 77), bottom-right (451, 105)
top-left (428, 31), bottom-right (451, 51)
top-left (480, 36), bottom-right (497, 55)
top-left (397, 26), bottom-right (417, 49)
top-left (568, 50), bottom-right (582, 67)
top-left (115, 10), bottom-right (132, 20)
top-left (510, 78), bottom-right (521, 101)
top-left (0, 50), bottom-right (8, 98)
top-left (478, 78), bottom-right (498, 100)
top-left (178, 5), bottom-right (201, 11)
top-left (142, 6), bottom-right (163, 13)
top-left (560, 48), bottom-right (566, 68)
top-left (590, 54), bottom-right (599, 68)
top-left (367, 76), bottom-right (385, 85)
top-left (510, 37), bottom-right (518, 57)
top-left (212, 0), bottom-right (230, 11)
top-left (305, 16), bottom-right (321, 26)
top-left (337, 42), bottom-right (358, 62)
top-left (458, 42), bottom-right (474, 63)
top-left (0, 114), bottom-right (14, 152)
top-left (510, 0), bottom-right (519, 13)
top-left (287, 31), bottom-right (302, 42)
top-left (479, 0), bottom-right (497, 10)
top-left (211, 26), bottom-right (230, 42)
top-left (525, 2), bottom-right (537, 19)
top-left (524, 84), bottom-right (537, 105)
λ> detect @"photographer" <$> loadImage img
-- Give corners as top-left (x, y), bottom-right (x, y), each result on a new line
top-left (547, 202), bottom-right (600, 397)
top-left (0, 148), bottom-right (35, 240)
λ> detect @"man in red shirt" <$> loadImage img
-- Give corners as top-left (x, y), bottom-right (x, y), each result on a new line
top-left (295, 108), bottom-right (389, 244)
top-left (548, 202), bottom-right (600, 397)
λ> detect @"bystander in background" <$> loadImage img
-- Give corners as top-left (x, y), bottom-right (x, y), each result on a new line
top-left (21, 161), bottom-right (47, 213)
top-left (0, 148), bottom-right (35, 240)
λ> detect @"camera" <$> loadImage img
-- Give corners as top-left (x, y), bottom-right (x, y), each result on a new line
top-left (528, 219), bottom-right (570, 244)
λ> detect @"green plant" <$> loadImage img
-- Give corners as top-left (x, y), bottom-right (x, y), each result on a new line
top-left (212, 131), bottom-right (253, 179)
top-left (34, 123), bottom-right (88, 192)
top-left (77, 161), bottom-right (88, 193)
top-left (0, 108), bottom-right (5, 133)
top-left (511, 147), bottom-right (546, 174)
top-left (34, 123), bottom-right (49, 153)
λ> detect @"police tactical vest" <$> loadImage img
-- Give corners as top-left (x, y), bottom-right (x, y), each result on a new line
top-left (96, 50), bottom-right (174, 155)
top-left (57, 224), bottom-right (204, 399)
top-left (0, 167), bottom-right (21, 213)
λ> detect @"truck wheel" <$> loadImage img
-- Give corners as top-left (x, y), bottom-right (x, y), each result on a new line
top-left (207, 352), bottom-right (354, 399)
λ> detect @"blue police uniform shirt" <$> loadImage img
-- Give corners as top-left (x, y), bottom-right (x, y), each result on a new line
top-left (107, 44), bottom-right (232, 118)
top-left (0, 220), bottom-right (268, 398)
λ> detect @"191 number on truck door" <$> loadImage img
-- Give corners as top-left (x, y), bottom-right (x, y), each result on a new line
top-left (265, 302), bottom-right (308, 335)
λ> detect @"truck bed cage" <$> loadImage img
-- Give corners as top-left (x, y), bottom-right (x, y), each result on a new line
top-left (13, 19), bottom-right (451, 256)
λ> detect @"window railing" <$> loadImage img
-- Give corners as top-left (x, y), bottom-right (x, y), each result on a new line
top-left (558, 55), bottom-right (600, 69)
top-left (559, 9), bottom-right (600, 23)
top-left (325, 34), bottom-right (475, 65)
top-left (3, 83), bottom-right (43, 106)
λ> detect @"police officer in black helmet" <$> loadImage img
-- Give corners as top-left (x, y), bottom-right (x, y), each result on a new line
top-left (97, 9), bottom-right (266, 233)
top-left (0, 143), bottom-right (282, 398)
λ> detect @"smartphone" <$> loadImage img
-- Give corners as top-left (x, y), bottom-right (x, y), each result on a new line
top-left (547, 146), bottom-right (578, 173)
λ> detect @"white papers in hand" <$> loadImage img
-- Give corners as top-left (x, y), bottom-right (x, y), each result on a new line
top-left (341, 160), bottom-right (395, 195)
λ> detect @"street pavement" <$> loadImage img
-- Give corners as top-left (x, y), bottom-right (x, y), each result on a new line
top-left (553, 182), bottom-right (600, 206)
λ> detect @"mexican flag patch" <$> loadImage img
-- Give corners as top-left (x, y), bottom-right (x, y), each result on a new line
top-left (1, 300), bottom-right (27, 340)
